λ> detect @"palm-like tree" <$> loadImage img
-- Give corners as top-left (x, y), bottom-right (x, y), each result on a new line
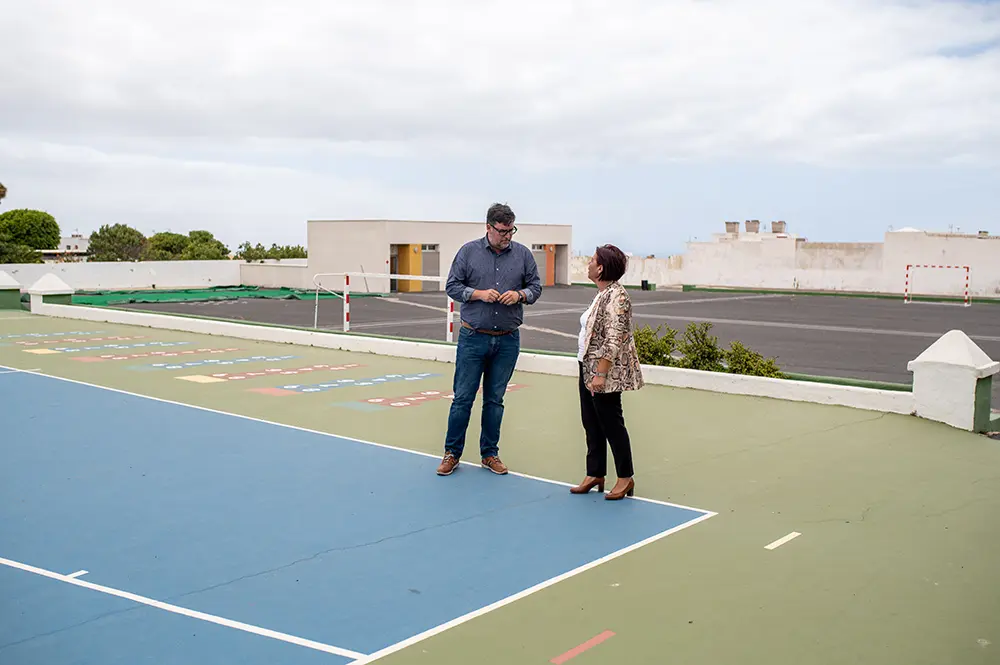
top-left (0, 182), bottom-right (6, 206)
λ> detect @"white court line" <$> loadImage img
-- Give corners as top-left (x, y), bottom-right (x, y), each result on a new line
top-left (633, 312), bottom-right (1000, 343)
top-left (0, 364), bottom-right (715, 515)
top-left (764, 532), bottom-right (801, 550)
top-left (2, 364), bottom-right (717, 662)
top-left (0, 557), bottom-right (367, 660)
top-left (351, 511), bottom-right (715, 665)
top-left (0, 367), bottom-right (41, 375)
top-left (67, 569), bottom-right (88, 578)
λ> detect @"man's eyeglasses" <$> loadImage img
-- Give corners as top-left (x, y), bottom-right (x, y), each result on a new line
top-left (489, 224), bottom-right (517, 237)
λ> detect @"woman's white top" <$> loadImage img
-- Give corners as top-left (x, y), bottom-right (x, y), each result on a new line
top-left (577, 293), bottom-right (600, 361)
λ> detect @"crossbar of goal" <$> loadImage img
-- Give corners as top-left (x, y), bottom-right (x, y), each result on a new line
top-left (904, 264), bottom-right (971, 306)
top-left (312, 272), bottom-right (456, 341)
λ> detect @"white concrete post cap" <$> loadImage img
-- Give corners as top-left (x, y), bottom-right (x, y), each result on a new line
top-left (0, 271), bottom-right (21, 289)
top-left (907, 329), bottom-right (1000, 379)
top-left (26, 273), bottom-right (74, 295)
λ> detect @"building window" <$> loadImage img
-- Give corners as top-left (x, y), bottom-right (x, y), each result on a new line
top-left (421, 244), bottom-right (438, 251)
top-left (531, 244), bottom-right (545, 250)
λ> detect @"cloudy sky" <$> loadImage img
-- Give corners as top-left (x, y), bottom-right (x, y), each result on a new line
top-left (2, 0), bottom-right (998, 256)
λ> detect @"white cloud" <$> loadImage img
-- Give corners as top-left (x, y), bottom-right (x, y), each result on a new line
top-left (3, 0), bottom-right (999, 168)
top-left (0, 137), bottom-right (481, 249)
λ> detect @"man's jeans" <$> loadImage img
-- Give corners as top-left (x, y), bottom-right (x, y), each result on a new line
top-left (444, 326), bottom-right (521, 459)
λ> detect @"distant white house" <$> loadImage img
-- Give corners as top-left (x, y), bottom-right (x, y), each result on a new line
top-left (39, 234), bottom-right (90, 263)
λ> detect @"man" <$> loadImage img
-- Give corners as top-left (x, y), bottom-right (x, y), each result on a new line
top-left (437, 202), bottom-right (542, 476)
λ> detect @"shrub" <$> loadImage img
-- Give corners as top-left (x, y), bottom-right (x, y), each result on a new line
top-left (677, 322), bottom-right (726, 372)
top-left (725, 340), bottom-right (784, 378)
top-left (633, 324), bottom-right (677, 366)
top-left (632, 321), bottom-right (783, 378)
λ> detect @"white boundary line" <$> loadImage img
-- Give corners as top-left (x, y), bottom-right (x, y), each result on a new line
top-left (0, 557), bottom-right (367, 660)
top-left (2, 364), bottom-right (718, 662)
top-left (764, 532), bottom-right (801, 550)
top-left (66, 569), bottom-right (88, 578)
top-left (0, 364), bottom-right (715, 515)
top-left (0, 367), bottom-right (40, 375)
top-left (351, 512), bottom-right (715, 665)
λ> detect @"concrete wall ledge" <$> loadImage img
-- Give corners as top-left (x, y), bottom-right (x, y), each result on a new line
top-left (32, 302), bottom-right (916, 417)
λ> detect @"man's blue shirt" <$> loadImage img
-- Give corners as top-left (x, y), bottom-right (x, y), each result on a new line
top-left (445, 236), bottom-right (543, 332)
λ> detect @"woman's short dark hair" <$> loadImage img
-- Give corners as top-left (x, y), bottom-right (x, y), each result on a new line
top-left (595, 244), bottom-right (627, 282)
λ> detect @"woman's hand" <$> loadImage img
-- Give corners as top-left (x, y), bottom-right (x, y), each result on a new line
top-left (589, 374), bottom-right (606, 395)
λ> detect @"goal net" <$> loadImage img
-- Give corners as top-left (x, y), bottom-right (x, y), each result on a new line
top-left (904, 264), bottom-right (970, 306)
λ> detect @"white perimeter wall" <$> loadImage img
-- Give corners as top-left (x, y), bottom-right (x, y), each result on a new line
top-left (239, 259), bottom-right (311, 290)
top-left (0, 260), bottom-right (241, 291)
top-left (306, 220), bottom-right (573, 294)
top-left (571, 231), bottom-right (1000, 297)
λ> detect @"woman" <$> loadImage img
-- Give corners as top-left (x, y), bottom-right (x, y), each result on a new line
top-left (571, 244), bottom-right (644, 501)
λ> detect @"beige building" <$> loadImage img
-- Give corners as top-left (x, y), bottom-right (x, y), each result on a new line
top-left (305, 219), bottom-right (573, 294)
top-left (241, 219), bottom-right (573, 294)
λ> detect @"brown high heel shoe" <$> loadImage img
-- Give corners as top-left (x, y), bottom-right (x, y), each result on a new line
top-left (569, 476), bottom-right (605, 494)
top-left (605, 478), bottom-right (635, 501)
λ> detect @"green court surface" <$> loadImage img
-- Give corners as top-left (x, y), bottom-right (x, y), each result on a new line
top-left (1, 309), bottom-right (998, 664)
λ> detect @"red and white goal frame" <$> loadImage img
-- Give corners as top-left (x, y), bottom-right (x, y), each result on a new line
top-left (904, 264), bottom-right (971, 306)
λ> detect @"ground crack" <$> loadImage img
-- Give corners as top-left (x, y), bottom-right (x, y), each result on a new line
top-left (0, 493), bottom-right (556, 653)
top-left (165, 492), bottom-right (556, 604)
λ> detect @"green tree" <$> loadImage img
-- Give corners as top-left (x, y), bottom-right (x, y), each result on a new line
top-left (0, 230), bottom-right (42, 263)
top-left (0, 209), bottom-right (60, 249)
top-left (268, 243), bottom-right (307, 259)
top-left (235, 241), bottom-right (308, 262)
top-left (143, 231), bottom-right (191, 260)
top-left (88, 224), bottom-right (148, 262)
top-left (179, 230), bottom-right (230, 260)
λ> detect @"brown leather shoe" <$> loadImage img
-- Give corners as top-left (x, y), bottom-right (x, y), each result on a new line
top-left (436, 453), bottom-right (460, 476)
top-left (570, 476), bottom-right (605, 494)
top-left (605, 478), bottom-right (635, 500)
top-left (481, 456), bottom-right (508, 475)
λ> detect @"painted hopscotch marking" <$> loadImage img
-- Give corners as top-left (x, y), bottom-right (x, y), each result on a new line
top-left (24, 341), bottom-right (191, 355)
top-left (551, 630), bottom-right (616, 664)
top-left (345, 383), bottom-right (525, 411)
top-left (73, 348), bottom-right (242, 363)
top-left (144, 354), bottom-right (295, 370)
top-left (0, 330), bottom-right (106, 340)
top-left (765, 532), bottom-right (801, 550)
top-left (178, 363), bottom-right (362, 384)
top-left (249, 372), bottom-right (435, 397)
top-left (15, 335), bottom-right (146, 346)
top-left (0, 557), bottom-right (366, 660)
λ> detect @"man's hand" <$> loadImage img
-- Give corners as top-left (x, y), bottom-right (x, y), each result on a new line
top-left (588, 374), bottom-right (606, 395)
top-left (473, 289), bottom-right (501, 303)
top-left (498, 290), bottom-right (521, 305)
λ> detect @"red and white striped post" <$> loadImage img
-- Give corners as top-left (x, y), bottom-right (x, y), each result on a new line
top-left (965, 266), bottom-right (970, 307)
top-left (904, 264), bottom-right (911, 303)
top-left (343, 274), bottom-right (351, 332)
top-left (446, 297), bottom-right (455, 342)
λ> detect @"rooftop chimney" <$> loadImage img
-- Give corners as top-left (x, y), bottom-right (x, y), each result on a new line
top-left (725, 221), bottom-right (739, 234)
top-left (745, 219), bottom-right (760, 233)
top-left (772, 220), bottom-right (786, 234)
